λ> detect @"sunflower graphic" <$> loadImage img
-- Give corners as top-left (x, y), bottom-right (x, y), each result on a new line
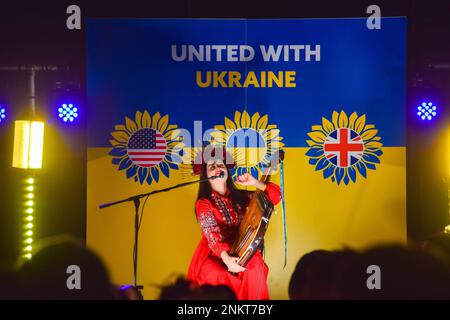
top-left (305, 110), bottom-right (383, 185)
top-left (210, 110), bottom-right (284, 178)
top-left (109, 110), bottom-right (184, 185)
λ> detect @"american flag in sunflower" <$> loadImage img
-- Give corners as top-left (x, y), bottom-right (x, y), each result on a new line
top-left (108, 110), bottom-right (184, 185)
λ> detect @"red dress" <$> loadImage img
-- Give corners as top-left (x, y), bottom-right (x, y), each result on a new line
top-left (187, 182), bottom-right (282, 300)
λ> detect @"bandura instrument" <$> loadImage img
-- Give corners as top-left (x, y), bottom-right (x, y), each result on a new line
top-left (230, 151), bottom-right (284, 266)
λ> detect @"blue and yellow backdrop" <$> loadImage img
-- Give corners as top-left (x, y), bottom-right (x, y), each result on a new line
top-left (87, 18), bottom-right (406, 299)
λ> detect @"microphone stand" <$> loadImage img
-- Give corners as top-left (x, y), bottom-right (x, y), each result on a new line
top-left (98, 173), bottom-right (223, 299)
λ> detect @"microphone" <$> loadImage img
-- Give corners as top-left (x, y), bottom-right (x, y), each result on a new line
top-left (210, 171), bottom-right (225, 180)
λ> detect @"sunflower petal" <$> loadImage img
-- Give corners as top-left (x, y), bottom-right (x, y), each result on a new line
top-left (311, 125), bottom-right (323, 131)
top-left (323, 165), bottom-right (335, 179)
top-left (224, 117), bottom-right (237, 130)
top-left (363, 153), bottom-right (381, 164)
top-left (146, 172), bottom-right (153, 185)
top-left (110, 140), bottom-right (125, 147)
top-left (234, 111), bottom-right (242, 128)
top-left (365, 162), bottom-right (376, 170)
top-left (332, 111), bottom-right (339, 128)
top-left (305, 147), bottom-right (324, 157)
top-left (307, 131), bottom-right (326, 143)
top-left (348, 166), bottom-right (357, 182)
top-left (336, 167), bottom-right (345, 185)
top-left (115, 124), bottom-right (127, 132)
top-left (356, 162), bottom-right (367, 178)
top-left (157, 114), bottom-right (169, 133)
top-left (365, 148), bottom-right (383, 157)
top-left (257, 114), bottom-right (268, 130)
top-left (361, 129), bottom-right (378, 140)
top-left (167, 161), bottom-right (178, 170)
top-left (138, 167), bottom-right (147, 184)
top-left (242, 110), bottom-right (251, 128)
top-left (125, 116), bottom-right (137, 132)
top-left (322, 117), bottom-right (334, 133)
top-left (210, 130), bottom-right (227, 143)
top-left (126, 165), bottom-right (137, 179)
top-left (250, 166), bottom-right (259, 178)
top-left (365, 141), bottom-right (383, 149)
top-left (315, 157), bottom-right (328, 171)
top-left (354, 114), bottom-right (366, 133)
top-left (251, 112), bottom-right (260, 129)
top-left (348, 112), bottom-right (358, 130)
top-left (269, 129), bottom-right (280, 138)
top-left (119, 158), bottom-right (132, 171)
top-left (165, 128), bottom-right (182, 140)
top-left (142, 110), bottom-right (152, 128)
top-left (152, 112), bottom-right (161, 129)
top-left (111, 131), bottom-right (129, 143)
top-left (159, 161), bottom-right (170, 178)
top-left (343, 171), bottom-right (350, 185)
top-left (135, 111), bottom-right (143, 128)
top-left (339, 110), bottom-right (348, 128)
top-left (151, 167), bottom-right (160, 182)
top-left (109, 147), bottom-right (127, 157)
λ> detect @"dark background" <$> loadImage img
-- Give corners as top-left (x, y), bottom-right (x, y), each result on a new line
top-left (0, 0), bottom-right (448, 268)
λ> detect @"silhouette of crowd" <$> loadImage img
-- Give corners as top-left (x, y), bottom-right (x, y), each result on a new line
top-left (1, 233), bottom-right (450, 300)
top-left (288, 239), bottom-right (450, 300)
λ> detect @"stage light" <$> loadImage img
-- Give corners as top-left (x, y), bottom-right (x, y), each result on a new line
top-left (58, 102), bottom-right (79, 123)
top-left (417, 101), bottom-right (438, 121)
top-left (12, 121), bottom-right (44, 169)
top-left (22, 174), bottom-right (35, 260)
top-left (0, 107), bottom-right (6, 124)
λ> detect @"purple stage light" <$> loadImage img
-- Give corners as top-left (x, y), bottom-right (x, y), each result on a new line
top-left (417, 102), bottom-right (437, 121)
top-left (58, 103), bottom-right (79, 123)
top-left (0, 106), bottom-right (6, 124)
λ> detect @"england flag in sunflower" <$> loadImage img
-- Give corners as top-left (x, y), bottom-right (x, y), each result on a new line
top-left (305, 110), bottom-right (383, 185)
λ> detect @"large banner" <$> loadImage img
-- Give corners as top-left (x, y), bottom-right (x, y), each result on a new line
top-left (87, 18), bottom-right (406, 299)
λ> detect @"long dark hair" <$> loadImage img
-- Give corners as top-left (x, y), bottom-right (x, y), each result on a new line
top-left (196, 164), bottom-right (248, 217)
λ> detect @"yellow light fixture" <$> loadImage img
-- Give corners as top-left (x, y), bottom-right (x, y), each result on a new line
top-left (12, 120), bottom-right (44, 169)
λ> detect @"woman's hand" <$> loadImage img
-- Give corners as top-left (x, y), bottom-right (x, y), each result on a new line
top-left (221, 251), bottom-right (246, 273)
top-left (236, 173), bottom-right (266, 190)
